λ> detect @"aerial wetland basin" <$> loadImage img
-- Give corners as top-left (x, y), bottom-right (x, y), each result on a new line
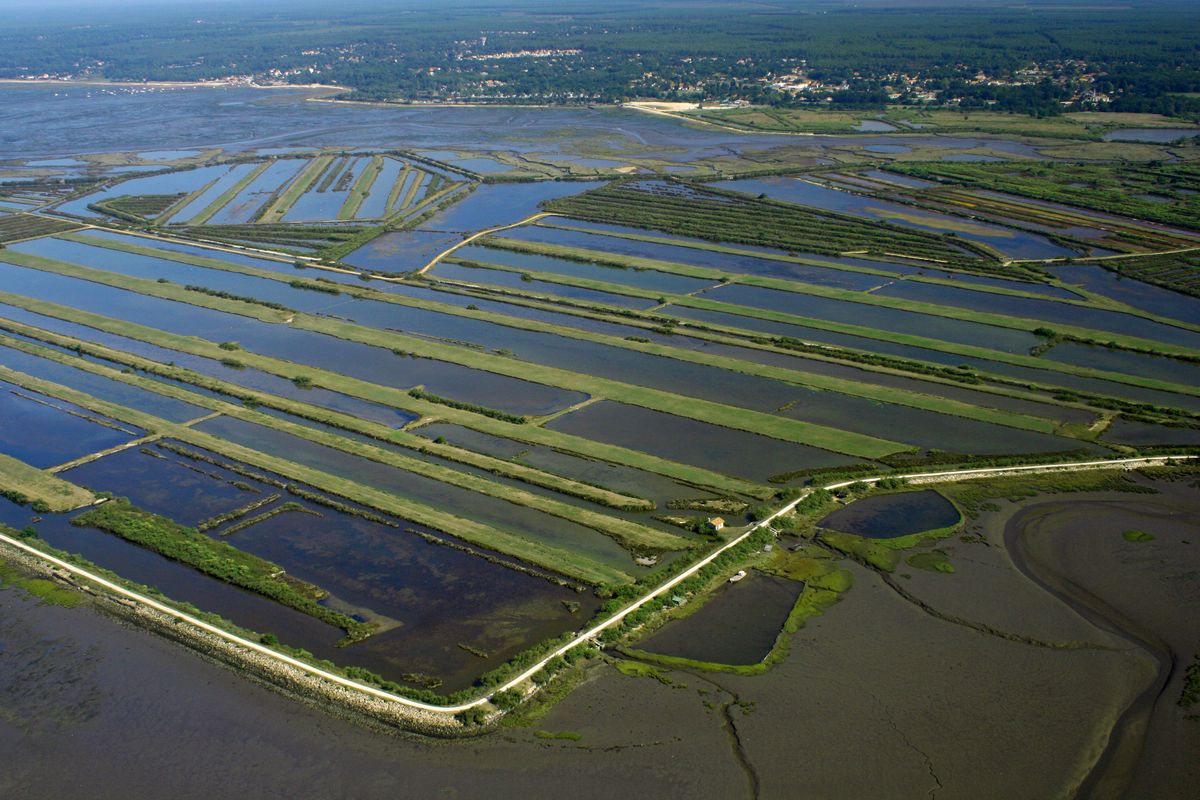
top-left (1, 81), bottom-right (1198, 799)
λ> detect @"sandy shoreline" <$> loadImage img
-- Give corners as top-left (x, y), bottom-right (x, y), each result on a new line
top-left (0, 78), bottom-right (345, 92)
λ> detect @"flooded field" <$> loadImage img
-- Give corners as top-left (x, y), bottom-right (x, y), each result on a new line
top-left (637, 571), bottom-right (803, 664)
top-left (818, 489), bottom-right (961, 538)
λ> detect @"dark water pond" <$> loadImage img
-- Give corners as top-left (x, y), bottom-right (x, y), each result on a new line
top-left (0, 341), bottom-right (205, 423)
top-left (818, 489), bottom-right (960, 538)
top-left (434, 262), bottom-right (658, 309)
top-left (170, 162), bottom-right (259, 224)
top-left (0, 381), bottom-right (136, 468)
top-left (0, 301), bottom-right (415, 428)
top-left (638, 572), bottom-right (802, 665)
top-left (1100, 417), bottom-right (1200, 447)
top-left (54, 164), bottom-right (229, 217)
top-left (460, 244), bottom-right (715, 295)
top-left (8, 441), bottom-right (593, 690)
top-left (1045, 341), bottom-right (1200, 388)
top-left (1101, 128), bottom-right (1200, 143)
top-left (14, 243), bottom-right (1084, 455)
top-left (62, 443), bottom-right (259, 527)
top-left (209, 158), bottom-right (305, 225)
top-left (414, 422), bottom-right (728, 508)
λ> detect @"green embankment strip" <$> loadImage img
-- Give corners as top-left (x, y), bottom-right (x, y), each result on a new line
top-left (480, 237), bottom-right (1200, 359)
top-left (260, 155), bottom-right (334, 223)
top-left (399, 169), bottom-right (427, 210)
top-left (56, 231), bottom-right (1061, 433)
top-left (74, 497), bottom-right (372, 638)
top-left (0, 251), bottom-right (905, 459)
top-left (0, 333), bottom-right (676, 550)
top-left (435, 258), bottom-right (1200, 402)
top-left (385, 164), bottom-right (413, 214)
top-left (155, 178), bottom-right (220, 227)
top-left (388, 180), bottom-right (466, 225)
top-left (0, 326), bottom-right (652, 512)
top-left (339, 155), bottom-right (384, 220)
top-left (188, 161), bottom-right (273, 226)
top-left (0, 453), bottom-right (95, 512)
top-left (0, 292), bottom-right (774, 500)
top-left (0, 363), bottom-right (631, 586)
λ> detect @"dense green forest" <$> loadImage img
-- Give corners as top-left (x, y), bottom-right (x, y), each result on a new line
top-left (2, 0), bottom-right (1198, 115)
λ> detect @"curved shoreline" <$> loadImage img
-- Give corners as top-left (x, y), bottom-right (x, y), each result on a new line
top-left (0, 455), bottom-right (1191, 730)
top-left (1003, 499), bottom-right (1174, 799)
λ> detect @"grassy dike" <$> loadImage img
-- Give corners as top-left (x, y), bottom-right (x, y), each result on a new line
top-left (339, 155), bottom-right (384, 219)
top-left (53, 230), bottom-right (1067, 433)
top-left (0, 249), bottom-right (908, 459)
top-left (0, 332), bottom-right (689, 555)
top-left (480, 236), bottom-right (1200, 351)
top-left (0, 291), bottom-right (775, 500)
top-left (0, 453), bottom-right (96, 512)
top-left (0, 363), bottom-right (635, 586)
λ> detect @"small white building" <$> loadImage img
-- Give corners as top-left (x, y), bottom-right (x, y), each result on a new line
top-left (707, 516), bottom-right (726, 532)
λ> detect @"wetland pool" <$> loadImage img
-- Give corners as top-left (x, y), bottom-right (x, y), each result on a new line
top-left (818, 489), bottom-right (960, 539)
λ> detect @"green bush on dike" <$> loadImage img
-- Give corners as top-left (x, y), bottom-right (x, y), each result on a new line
top-left (72, 498), bottom-right (371, 640)
top-left (490, 689), bottom-right (525, 711)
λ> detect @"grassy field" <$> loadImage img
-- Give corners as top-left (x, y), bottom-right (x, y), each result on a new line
top-left (544, 180), bottom-right (987, 265)
top-left (678, 106), bottom-right (1198, 141)
top-left (891, 161), bottom-right (1200, 233)
top-left (0, 453), bottom-right (95, 512)
top-left (0, 213), bottom-right (81, 243)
